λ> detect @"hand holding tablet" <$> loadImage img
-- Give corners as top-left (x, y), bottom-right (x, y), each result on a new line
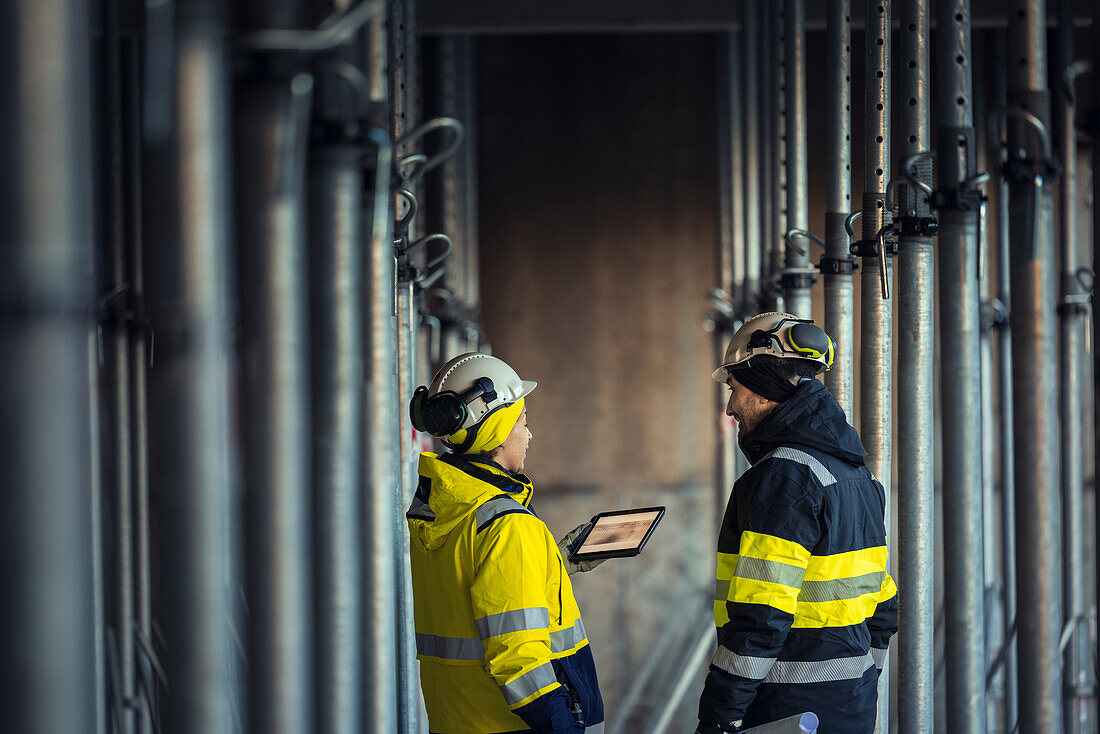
top-left (567, 506), bottom-right (666, 562)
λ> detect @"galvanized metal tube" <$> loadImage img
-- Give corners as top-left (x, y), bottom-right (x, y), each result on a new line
top-left (0, 1), bottom-right (96, 731)
top-left (761, 7), bottom-right (774, 307)
top-left (823, 0), bottom-right (854, 418)
top-left (124, 38), bottom-right (153, 734)
top-left (990, 30), bottom-right (1019, 730)
top-left (1092, 11), bottom-right (1100, 720)
top-left (782, 0), bottom-right (812, 319)
top-left (729, 31), bottom-right (745, 313)
top-left (143, 1), bottom-right (239, 730)
top-left (1007, 1), bottom-right (1063, 730)
top-left (743, 2), bottom-right (762, 312)
top-left (860, 2), bottom-right (892, 729)
top-left (935, 2), bottom-right (988, 732)
top-left (1056, 3), bottom-right (1088, 731)
top-left (310, 146), bottom-right (364, 734)
top-left (102, 1), bottom-right (136, 729)
top-left (237, 76), bottom-right (314, 734)
top-left (896, 1), bottom-right (934, 731)
top-left (363, 10), bottom-right (400, 728)
top-left (770, 2), bottom-right (787, 311)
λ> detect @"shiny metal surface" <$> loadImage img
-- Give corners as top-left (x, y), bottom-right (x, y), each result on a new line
top-left (769, 2), bottom-right (788, 310)
top-left (782, 0), bottom-right (812, 319)
top-left (1007, 2), bottom-right (1064, 731)
top-left (743, 2), bottom-right (762, 311)
top-left (896, 1), bottom-right (935, 731)
top-left (823, 0), bottom-right (854, 417)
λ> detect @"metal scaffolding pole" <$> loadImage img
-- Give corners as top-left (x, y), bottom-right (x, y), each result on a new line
top-left (236, 6), bottom-right (315, 724)
top-left (743, 1), bottom-right (762, 314)
top-left (1056, 2), bottom-right (1091, 731)
top-left (143, 1), bottom-right (239, 731)
top-left (934, 2), bottom-right (987, 731)
top-left (896, 1), bottom-right (935, 731)
top-left (990, 31), bottom-right (1019, 730)
top-left (859, 2), bottom-right (893, 729)
top-left (823, 0), bottom-right (855, 418)
top-left (310, 143), bottom-right (365, 734)
top-left (1, 0), bottom-right (96, 731)
top-left (760, 9), bottom-right (775, 312)
top-left (769, 2), bottom-right (788, 313)
top-left (391, 1), bottom-right (423, 729)
top-left (782, 0), bottom-right (814, 319)
top-left (1006, 0), bottom-right (1064, 730)
top-left (363, 10), bottom-right (400, 731)
top-left (1092, 9), bottom-right (1100, 719)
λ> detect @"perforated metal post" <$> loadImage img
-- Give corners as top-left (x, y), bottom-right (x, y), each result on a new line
top-left (934, 2), bottom-right (987, 731)
top-left (859, 2), bottom-right (893, 729)
top-left (1007, 1), bottom-right (1063, 730)
top-left (823, 0), bottom-right (855, 417)
top-left (896, 1), bottom-right (935, 731)
top-left (770, 2), bottom-right (788, 312)
top-left (782, 0), bottom-right (813, 319)
top-left (743, 1), bottom-right (762, 314)
top-left (760, 9), bottom-right (775, 309)
top-left (1055, 3), bottom-right (1090, 731)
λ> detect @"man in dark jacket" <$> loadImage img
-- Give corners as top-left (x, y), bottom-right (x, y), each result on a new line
top-left (696, 313), bottom-right (898, 734)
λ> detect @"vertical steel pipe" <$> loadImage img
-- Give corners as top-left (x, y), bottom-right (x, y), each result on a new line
top-left (760, 7), bottom-right (775, 308)
top-left (1007, 1), bottom-right (1063, 730)
top-left (896, 1), bottom-right (934, 731)
top-left (823, 0), bottom-right (854, 418)
top-left (1092, 9), bottom-right (1100, 717)
top-left (990, 31), bottom-right (1019, 731)
top-left (237, 72), bottom-right (315, 734)
top-left (1056, 3), bottom-right (1089, 731)
top-left (363, 11), bottom-right (400, 730)
top-left (770, 2), bottom-right (788, 312)
top-left (743, 2), bottom-right (762, 313)
top-left (102, 1), bottom-right (136, 730)
top-left (391, 2), bottom-right (423, 728)
top-left (782, 0), bottom-right (813, 319)
top-left (860, 2), bottom-right (892, 729)
top-left (143, 1), bottom-right (239, 730)
top-left (125, 38), bottom-right (153, 734)
top-left (0, 1), bottom-right (96, 732)
top-left (935, 3), bottom-right (987, 731)
top-left (310, 145), bottom-right (365, 734)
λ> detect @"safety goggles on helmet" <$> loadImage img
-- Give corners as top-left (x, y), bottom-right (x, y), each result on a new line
top-left (712, 312), bottom-right (835, 382)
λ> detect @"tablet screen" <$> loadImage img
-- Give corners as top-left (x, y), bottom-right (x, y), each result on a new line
top-left (572, 508), bottom-right (664, 558)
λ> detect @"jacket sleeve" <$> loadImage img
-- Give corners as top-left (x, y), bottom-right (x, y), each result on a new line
top-left (699, 468), bottom-right (822, 726)
top-left (470, 509), bottom-right (581, 734)
top-left (867, 571), bottom-right (898, 671)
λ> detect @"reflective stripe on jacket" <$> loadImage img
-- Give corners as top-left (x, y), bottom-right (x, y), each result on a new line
top-left (699, 379), bottom-right (899, 733)
top-left (409, 452), bottom-right (604, 734)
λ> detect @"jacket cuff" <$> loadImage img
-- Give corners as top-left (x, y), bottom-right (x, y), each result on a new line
top-left (513, 686), bottom-right (583, 734)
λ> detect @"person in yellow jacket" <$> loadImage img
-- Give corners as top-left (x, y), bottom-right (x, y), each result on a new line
top-left (407, 352), bottom-right (605, 734)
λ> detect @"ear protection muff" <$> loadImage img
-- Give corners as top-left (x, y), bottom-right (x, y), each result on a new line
top-left (409, 377), bottom-right (498, 438)
top-left (787, 322), bottom-right (835, 371)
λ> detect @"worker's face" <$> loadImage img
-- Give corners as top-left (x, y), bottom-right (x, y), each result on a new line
top-left (725, 375), bottom-right (776, 436)
top-left (494, 407), bottom-right (532, 473)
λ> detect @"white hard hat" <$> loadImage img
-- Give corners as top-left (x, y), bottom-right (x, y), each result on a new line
top-left (419, 353), bottom-right (537, 434)
top-left (712, 312), bottom-right (835, 383)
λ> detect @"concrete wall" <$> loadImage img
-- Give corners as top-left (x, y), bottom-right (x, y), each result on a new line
top-left (475, 33), bottom-right (721, 726)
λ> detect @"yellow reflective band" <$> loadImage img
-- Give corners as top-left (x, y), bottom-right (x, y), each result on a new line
top-left (714, 600), bottom-right (731, 628)
top-left (802, 545), bottom-right (888, 582)
top-left (878, 572), bottom-right (898, 603)
top-left (739, 531), bottom-right (812, 569)
top-left (792, 592), bottom-right (881, 628)
top-left (716, 552), bottom-right (740, 583)
top-left (501, 662), bottom-right (559, 708)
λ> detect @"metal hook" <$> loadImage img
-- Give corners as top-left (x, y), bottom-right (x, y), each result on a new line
top-left (395, 117), bottom-right (465, 186)
top-left (988, 106), bottom-right (1053, 162)
top-left (844, 210), bottom-right (863, 241)
top-left (1062, 60), bottom-right (1093, 104)
top-left (784, 229), bottom-right (826, 256)
top-left (394, 188), bottom-right (418, 238)
top-left (238, 0), bottom-right (386, 51)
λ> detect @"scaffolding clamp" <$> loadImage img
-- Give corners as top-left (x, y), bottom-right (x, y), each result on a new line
top-left (817, 256), bottom-right (859, 276)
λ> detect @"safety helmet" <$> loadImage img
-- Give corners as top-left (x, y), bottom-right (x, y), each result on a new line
top-left (711, 312), bottom-right (835, 383)
top-left (409, 353), bottom-right (537, 439)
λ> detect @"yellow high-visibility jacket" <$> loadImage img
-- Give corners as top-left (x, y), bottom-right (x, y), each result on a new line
top-left (407, 452), bottom-right (604, 734)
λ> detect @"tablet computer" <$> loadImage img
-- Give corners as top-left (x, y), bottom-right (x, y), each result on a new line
top-left (567, 506), bottom-right (666, 562)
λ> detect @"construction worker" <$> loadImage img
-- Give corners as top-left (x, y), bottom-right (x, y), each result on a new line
top-left (696, 313), bottom-right (898, 734)
top-left (406, 352), bottom-right (604, 734)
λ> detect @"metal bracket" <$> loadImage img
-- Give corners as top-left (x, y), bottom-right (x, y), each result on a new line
top-left (818, 256), bottom-right (859, 275)
top-left (930, 188), bottom-right (985, 212)
top-left (778, 267), bottom-right (820, 290)
top-left (849, 237), bottom-right (898, 259)
top-left (894, 215), bottom-right (940, 237)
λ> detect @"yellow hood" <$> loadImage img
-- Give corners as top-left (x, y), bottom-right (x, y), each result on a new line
top-left (407, 452), bottom-right (534, 551)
